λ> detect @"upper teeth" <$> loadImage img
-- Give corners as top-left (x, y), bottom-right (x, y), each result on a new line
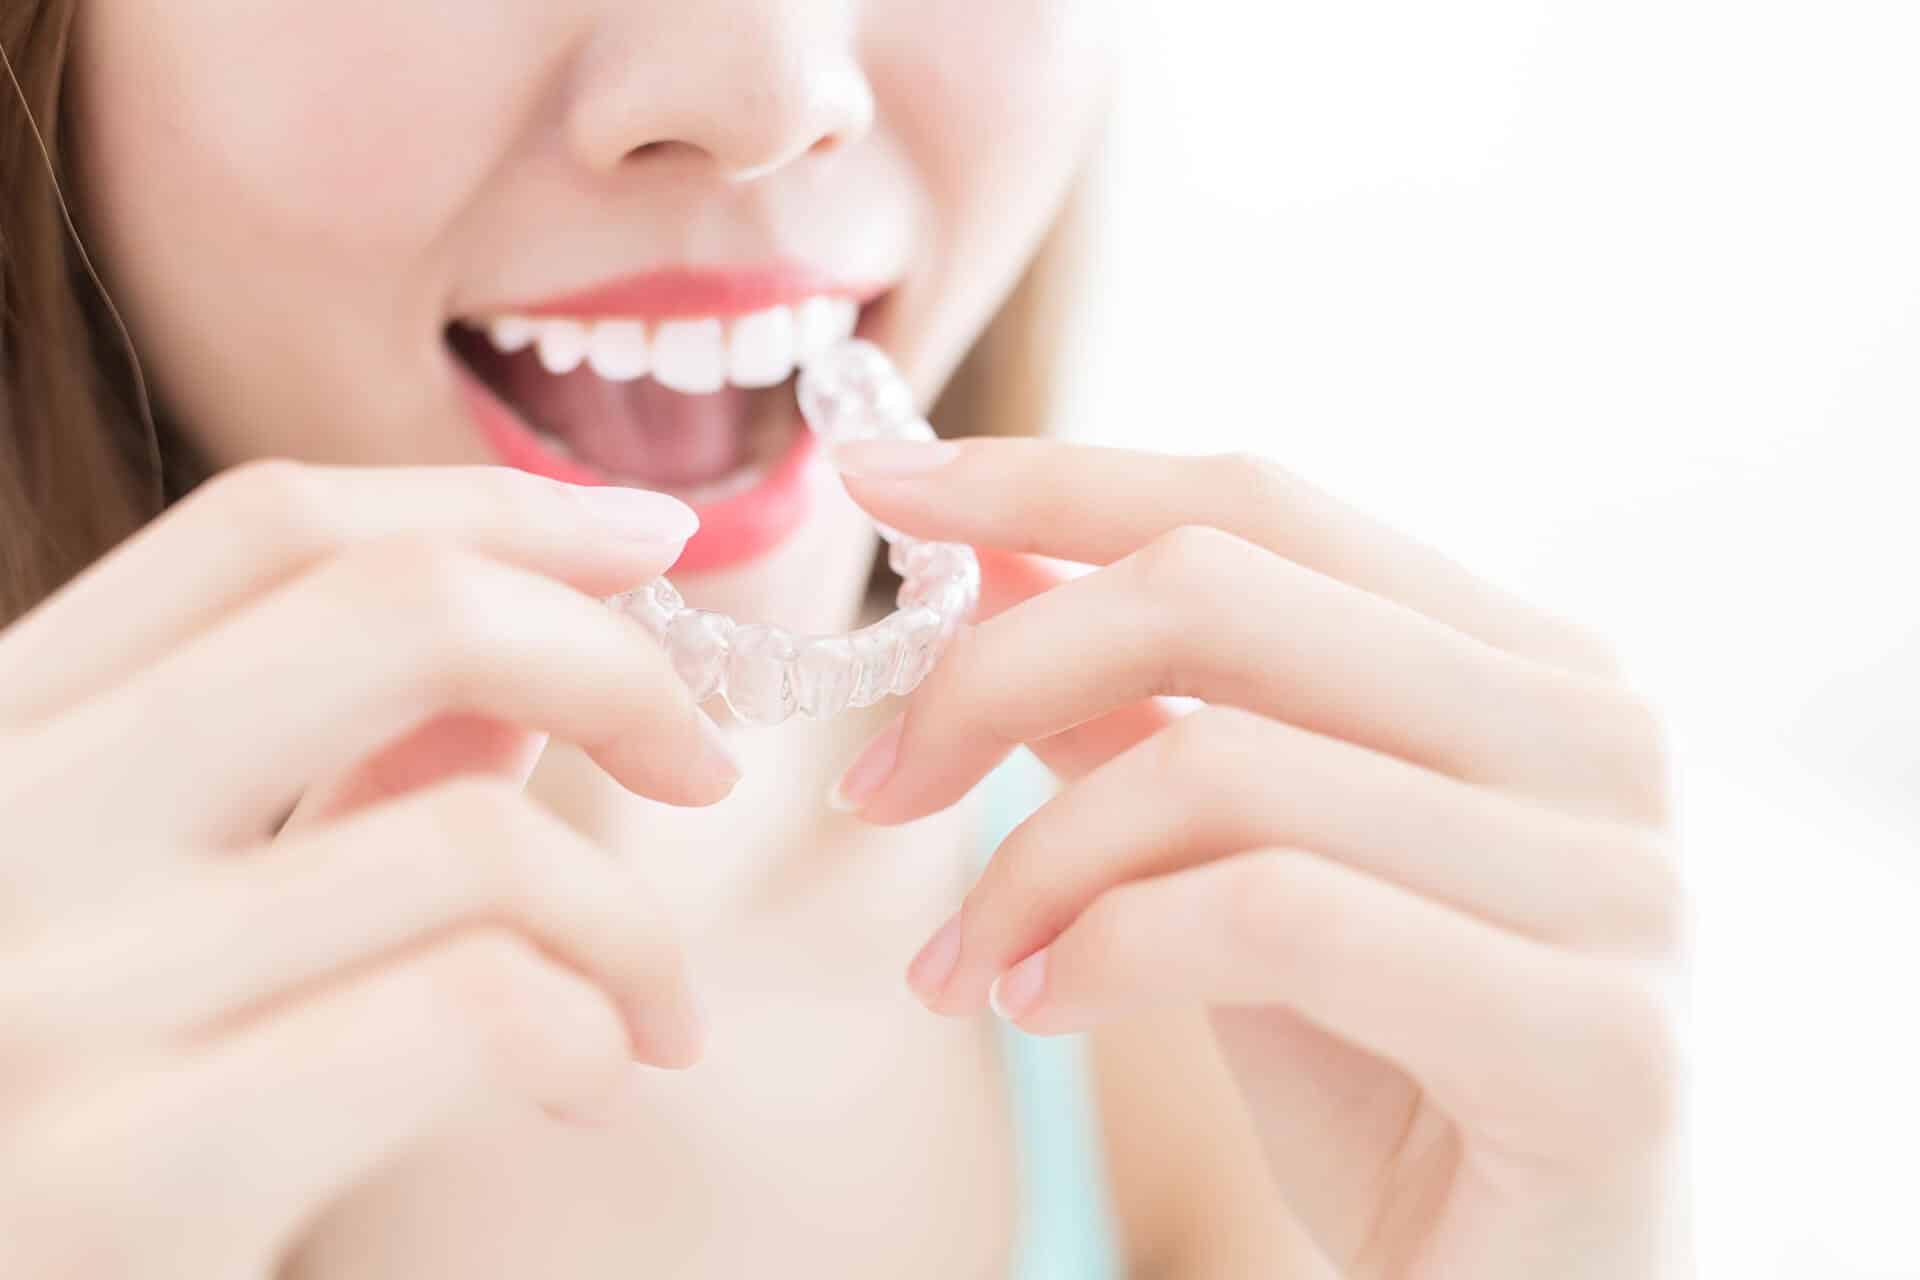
top-left (472, 297), bottom-right (860, 393)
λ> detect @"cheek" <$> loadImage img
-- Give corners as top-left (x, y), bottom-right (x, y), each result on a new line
top-left (77, 0), bottom-right (547, 258)
top-left (880, 1), bottom-right (1111, 201)
top-left (870, 1), bottom-right (1113, 363)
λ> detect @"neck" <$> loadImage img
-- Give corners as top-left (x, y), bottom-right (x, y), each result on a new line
top-left (529, 705), bottom-right (984, 936)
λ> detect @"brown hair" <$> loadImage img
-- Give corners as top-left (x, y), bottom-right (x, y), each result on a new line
top-left (1, 1), bottom-right (1100, 626)
top-left (1, 0), bottom-right (179, 626)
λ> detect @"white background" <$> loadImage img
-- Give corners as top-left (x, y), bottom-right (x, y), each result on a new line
top-left (1078, 5), bottom-right (1920, 1277)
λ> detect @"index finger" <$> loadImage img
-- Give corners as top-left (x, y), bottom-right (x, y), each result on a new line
top-left (0, 461), bottom-right (696, 726)
top-left (834, 437), bottom-right (1617, 677)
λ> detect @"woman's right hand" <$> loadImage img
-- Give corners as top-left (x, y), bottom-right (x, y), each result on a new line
top-left (0, 460), bottom-right (736, 1278)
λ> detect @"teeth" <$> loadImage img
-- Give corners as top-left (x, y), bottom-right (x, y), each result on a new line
top-left (651, 318), bottom-right (727, 394)
top-left (468, 295), bottom-right (862, 392)
top-left (534, 320), bottom-right (590, 375)
top-left (794, 296), bottom-right (859, 366)
top-left (586, 320), bottom-right (649, 382)
top-left (488, 316), bottom-right (538, 354)
top-left (727, 306), bottom-right (797, 389)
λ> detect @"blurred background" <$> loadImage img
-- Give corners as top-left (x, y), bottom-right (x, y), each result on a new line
top-left (1074, 5), bottom-right (1918, 1277)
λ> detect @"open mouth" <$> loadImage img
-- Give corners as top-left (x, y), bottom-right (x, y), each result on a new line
top-left (448, 294), bottom-right (862, 505)
top-left (447, 276), bottom-right (888, 571)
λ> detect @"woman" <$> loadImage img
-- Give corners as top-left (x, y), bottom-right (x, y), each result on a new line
top-left (0, 2), bottom-right (1689, 1275)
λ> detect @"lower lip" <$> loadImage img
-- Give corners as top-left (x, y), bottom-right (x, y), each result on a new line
top-left (456, 365), bottom-right (822, 574)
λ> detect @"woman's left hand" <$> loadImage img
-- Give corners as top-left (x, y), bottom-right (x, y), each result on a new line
top-left (829, 437), bottom-right (1688, 1280)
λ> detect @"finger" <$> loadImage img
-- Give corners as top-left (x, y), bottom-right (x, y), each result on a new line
top-left (907, 706), bottom-right (1679, 1015)
top-left (836, 438), bottom-right (1621, 678)
top-left (35, 535), bottom-right (741, 848)
top-left (17, 779), bottom-right (704, 1068)
top-left (986, 849), bottom-right (1684, 1156)
top-left (0, 460), bottom-right (696, 726)
top-left (17, 931), bottom-right (634, 1275)
top-left (281, 715), bottom-right (551, 833)
top-left (972, 545), bottom-right (1078, 621)
top-left (971, 547), bottom-right (1180, 782)
top-left (844, 524), bottom-right (1651, 825)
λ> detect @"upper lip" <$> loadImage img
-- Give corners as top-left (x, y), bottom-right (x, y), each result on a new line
top-left (477, 263), bottom-right (891, 323)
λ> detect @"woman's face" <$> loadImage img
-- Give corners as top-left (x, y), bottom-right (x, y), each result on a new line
top-left (70, 1), bottom-right (1111, 629)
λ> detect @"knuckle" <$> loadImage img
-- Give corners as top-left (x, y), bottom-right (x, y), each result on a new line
top-left (1586, 972), bottom-right (1688, 1149)
top-left (1622, 837), bottom-right (1691, 963)
top-left (1125, 527), bottom-right (1255, 694)
top-left (419, 929), bottom-right (549, 1041)
top-left (1617, 693), bottom-right (1680, 829)
top-left (1580, 683), bottom-right (1678, 829)
top-left (1515, 666), bottom-right (1679, 829)
top-left (1134, 523), bottom-right (1237, 593)
top-left (1209, 449), bottom-right (1294, 512)
top-left (197, 458), bottom-right (336, 560)
top-left (1554, 619), bottom-right (1627, 680)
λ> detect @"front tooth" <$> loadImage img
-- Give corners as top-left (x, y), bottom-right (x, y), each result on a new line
top-left (793, 297), bottom-right (840, 365)
top-left (794, 296), bottom-right (860, 365)
top-left (535, 320), bottom-right (590, 375)
top-left (651, 318), bottom-right (726, 394)
top-left (487, 315), bottom-right (537, 354)
top-left (823, 297), bottom-right (859, 343)
top-left (727, 306), bottom-right (797, 388)
top-left (587, 320), bottom-right (650, 381)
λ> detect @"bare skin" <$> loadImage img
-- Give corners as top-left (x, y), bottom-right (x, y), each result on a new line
top-left (0, 2), bottom-right (1686, 1276)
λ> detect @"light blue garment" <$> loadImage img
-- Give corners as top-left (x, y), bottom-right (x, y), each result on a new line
top-left (982, 749), bottom-right (1122, 1280)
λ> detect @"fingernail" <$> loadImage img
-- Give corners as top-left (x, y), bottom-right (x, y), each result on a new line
top-left (989, 950), bottom-right (1048, 1023)
top-left (828, 716), bottom-right (903, 813)
top-left (631, 988), bottom-right (708, 1071)
top-left (575, 484), bottom-right (700, 546)
top-left (694, 712), bottom-right (743, 797)
top-left (907, 911), bottom-right (964, 1002)
top-left (830, 438), bottom-right (960, 478)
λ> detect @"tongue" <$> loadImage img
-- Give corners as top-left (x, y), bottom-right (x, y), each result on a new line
top-left (494, 353), bottom-right (755, 486)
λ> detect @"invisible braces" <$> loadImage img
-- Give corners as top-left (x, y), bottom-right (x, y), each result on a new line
top-left (606, 340), bottom-right (980, 726)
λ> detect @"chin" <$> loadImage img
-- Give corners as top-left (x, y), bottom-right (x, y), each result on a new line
top-left (667, 471), bottom-right (881, 640)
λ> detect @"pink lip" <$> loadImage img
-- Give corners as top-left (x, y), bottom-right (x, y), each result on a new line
top-left (494, 263), bottom-right (887, 322)
top-left (454, 264), bottom-right (892, 573)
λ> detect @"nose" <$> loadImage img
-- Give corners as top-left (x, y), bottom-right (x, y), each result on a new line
top-left (567, 3), bottom-right (875, 182)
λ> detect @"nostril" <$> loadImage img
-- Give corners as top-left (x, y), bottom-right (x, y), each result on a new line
top-left (625, 140), bottom-right (676, 163)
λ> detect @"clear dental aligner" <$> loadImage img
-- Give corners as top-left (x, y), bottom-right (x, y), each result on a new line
top-left (606, 340), bottom-right (980, 727)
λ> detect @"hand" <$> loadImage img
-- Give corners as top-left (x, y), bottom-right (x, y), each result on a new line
top-left (0, 461), bottom-right (735, 1278)
top-left (830, 438), bottom-right (1688, 1279)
